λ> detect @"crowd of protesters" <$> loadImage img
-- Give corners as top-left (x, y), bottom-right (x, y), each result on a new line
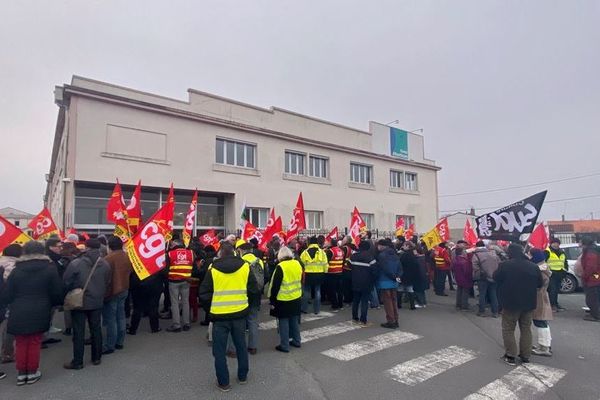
top-left (0, 229), bottom-right (599, 389)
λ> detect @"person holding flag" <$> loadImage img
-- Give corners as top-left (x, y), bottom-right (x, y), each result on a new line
top-left (324, 238), bottom-right (345, 311)
top-left (165, 241), bottom-right (194, 333)
top-left (300, 237), bottom-right (328, 315)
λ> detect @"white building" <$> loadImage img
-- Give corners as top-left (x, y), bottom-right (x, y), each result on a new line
top-left (45, 76), bottom-right (440, 236)
top-left (0, 207), bottom-right (34, 235)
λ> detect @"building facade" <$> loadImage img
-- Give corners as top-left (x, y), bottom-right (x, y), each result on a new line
top-left (45, 76), bottom-right (440, 236)
top-left (0, 207), bottom-right (34, 236)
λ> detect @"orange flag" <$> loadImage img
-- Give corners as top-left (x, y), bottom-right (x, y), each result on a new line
top-left (28, 208), bottom-right (61, 240)
top-left (182, 190), bottom-right (198, 247)
top-left (126, 180), bottom-right (142, 233)
top-left (0, 215), bottom-right (31, 252)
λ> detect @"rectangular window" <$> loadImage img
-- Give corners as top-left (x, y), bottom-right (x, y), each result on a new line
top-left (285, 151), bottom-right (305, 175)
top-left (309, 156), bottom-right (328, 179)
top-left (390, 170), bottom-right (404, 188)
top-left (405, 172), bottom-right (418, 191)
top-left (350, 163), bottom-right (373, 184)
top-left (362, 213), bottom-right (374, 229)
top-left (248, 207), bottom-right (269, 228)
top-left (396, 215), bottom-right (415, 230)
top-left (14, 220), bottom-right (20, 227)
top-left (305, 210), bottom-right (323, 230)
top-left (216, 138), bottom-right (256, 168)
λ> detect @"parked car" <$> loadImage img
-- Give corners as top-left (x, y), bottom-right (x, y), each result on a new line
top-left (559, 243), bottom-right (583, 294)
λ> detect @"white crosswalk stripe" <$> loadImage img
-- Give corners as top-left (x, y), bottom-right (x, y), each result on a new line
top-left (301, 321), bottom-right (362, 343)
top-left (258, 312), bottom-right (335, 330)
top-left (464, 363), bottom-right (567, 400)
top-left (321, 330), bottom-right (422, 361)
top-left (386, 345), bottom-right (478, 386)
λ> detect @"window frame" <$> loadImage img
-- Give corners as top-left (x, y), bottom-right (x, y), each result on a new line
top-left (404, 172), bottom-right (418, 191)
top-left (284, 150), bottom-right (306, 176)
top-left (390, 169), bottom-right (404, 189)
top-left (308, 155), bottom-right (329, 179)
top-left (350, 162), bottom-right (373, 185)
top-left (247, 207), bottom-right (269, 229)
top-left (305, 210), bottom-right (324, 230)
top-left (215, 137), bottom-right (256, 169)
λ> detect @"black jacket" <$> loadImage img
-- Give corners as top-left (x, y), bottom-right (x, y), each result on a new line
top-left (63, 249), bottom-right (112, 310)
top-left (349, 250), bottom-right (378, 291)
top-left (494, 255), bottom-right (543, 312)
top-left (198, 255), bottom-right (260, 321)
top-left (400, 251), bottom-right (421, 287)
top-left (1, 255), bottom-right (63, 335)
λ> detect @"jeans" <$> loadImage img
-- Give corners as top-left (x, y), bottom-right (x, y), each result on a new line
top-left (278, 316), bottom-right (301, 351)
top-left (302, 283), bottom-right (321, 314)
top-left (434, 269), bottom-right (448, 294)
top-left (71, 309), bottom-right (102, 366)
top-left (227, 305), bottom-right (260, 352)
top-left (415, 291), bottom-right (427, 306)
top-left (212, 318), bottom-right (249, 386)
top-left (478, 280), bottom-right (498, 314)
top-left (548, 270), bottom-right (565, 307)
top-left (326, 274), bottom-right (344, 309)
top-left (455, 286), bottom-right (470, 309)
top-left (352, 289), bottom-right (371, 323)
top-left (370, 287), bottom-right (380, 308)
top-left (169, 281), bottom-right (190, 328)
top-left (0, 319), bottom-right (14, 361)
top-left (102, 291), bottom-right (128, 351)
top-left (381, 289), bottom-right (398, 323)
top-left (130, 285), bottom-right (161, 333)
top-left (501, 309), bottom-right (533, 359)
top-left (584, 286), bottom-right (600, 319)
top-left (342, 271), bottom-right (353, 303)
top-left (15, 333), bottom-right (43, 374)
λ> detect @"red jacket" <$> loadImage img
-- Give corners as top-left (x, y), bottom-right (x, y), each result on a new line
top-left (434, 247), bottom-right (451, 270)
top-left (581, 247), bottom-right (600, 288)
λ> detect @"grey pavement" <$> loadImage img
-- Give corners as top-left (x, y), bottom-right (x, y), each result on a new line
top-left (1, 291), bottom-right (598, 400)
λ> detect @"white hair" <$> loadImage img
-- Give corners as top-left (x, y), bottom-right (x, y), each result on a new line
top-left (277, 246), bottom-right (294, 262)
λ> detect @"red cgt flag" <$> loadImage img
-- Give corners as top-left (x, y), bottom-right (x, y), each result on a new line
top-left (528, 223), bottom-right (549, 250)
top-left (395, 217), bottom-right (405, 237)
top-left (435, 218), bottom-right (450, 242)
top-left (28, 207), bottom-right (61, 240)
top-left (125, 200), bottom-right (174, 280)
top-left (107, 180), bottom-right (126, 223)
top-left (325, 226), bottom-right (339, 243)
top-left (287, 192), bottom-right (306, 242)
top-left (259, 208), bottom-right (278, 250)
top-left (349, 206), bottom-right (366, 245)
top-left (463, 219), bottom-right (478, 247)
top-left (404, 223), bottom-right (415, 241)
top-left (182, 189), bottom-right (198, 248)
top-left (126, 180), bottom-right (142, 234)
top-left (0, 215), bottom-right (31, 253)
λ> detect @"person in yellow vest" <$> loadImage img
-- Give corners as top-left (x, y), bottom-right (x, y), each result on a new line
top-left (325, 238), bottom-right (345, 311)
top-left (269, 246), bottom-right (303, 352)
top-left (545, 238), bottom-right (568, 312)
top-left (166, 242), bottom-right (194, 332)
top-left (198, 242), bottom-right (260, 393)
top-left (300, 237), bottom-right (328, 315)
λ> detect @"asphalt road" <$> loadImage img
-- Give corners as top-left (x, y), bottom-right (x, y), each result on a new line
top-left (1, 291), bottom-right (598, 400)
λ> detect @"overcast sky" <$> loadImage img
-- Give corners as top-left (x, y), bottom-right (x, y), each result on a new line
top-left (1, 1), bottom-right (599, 222)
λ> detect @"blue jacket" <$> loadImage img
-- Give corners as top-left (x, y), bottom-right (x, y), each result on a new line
top-left (376, 247), bottom-right (402, 290)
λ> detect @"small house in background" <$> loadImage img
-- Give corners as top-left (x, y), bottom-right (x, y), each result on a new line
top-left (0, 207), bottom-right (34, 236)
top-left (548, 219), bottom-right (600, 244)
top-left (443, 208), bottom-right (477, 243)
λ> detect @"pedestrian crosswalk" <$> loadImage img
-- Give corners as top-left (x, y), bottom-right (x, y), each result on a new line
top-left (321, 330), bottom-right (422, 361)
top-left (258, 311), bottom-right (335, 330)
top-left (301, 321), bottom-right (362, 343)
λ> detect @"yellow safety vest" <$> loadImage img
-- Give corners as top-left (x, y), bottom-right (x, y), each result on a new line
top-left (546, 249), bottom-right (566, 271)
top-left (276, 259), bottom-right (303, 301)
top-left (242, 253), bottom-right (264, 270)
top-left (300, 244), bottom-right (328, 274)
top-left (210, 263), bottom-right (250, 315)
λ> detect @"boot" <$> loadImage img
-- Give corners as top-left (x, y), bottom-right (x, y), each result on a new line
top-left (397, 292), bottom-right (403, 309)
top-left (532, 345), bottom-right (552, 357)
top-left (408, 293), bottom-right (416, 310)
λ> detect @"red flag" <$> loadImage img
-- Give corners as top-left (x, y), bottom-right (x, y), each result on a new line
top-left (528, 223), bottom-right (549, 249)
top-left (325, 226), bottom-right (339, 243)
top-left (463, 219), bottom-right (478, 246)
top-left (242, 220), bottom-right (264, 243)
top-left (126, 180), bottom-right (142, 233)
top-left (0, 215), bottom-right (31, 253)
top-left (106, 180), bottom-right (126, 223)
top-left (395, 217), bottom-right (405, 237)
top-left (28, 208), bottom-right (61, 240)
top-left (199, 229), bottom-right (216, 246)
top-left (405, 224), bottom-right (415, 241)
top-left (114, 213), bottom-right (131, 243)
top-left (349, 207), bottom-right (366, 245)
top-left (164, 184), bottom-right (175, 241)
top-left (259, 209), bottom-right (278, 250)
top-left (182, 189), bottom-right (198, 248)
top-left (287, 192), bottom-right (306, 242)
top-left (435, 218), bottom-right (450, 242)
top-left (125, 200), bottom-right (174, 280)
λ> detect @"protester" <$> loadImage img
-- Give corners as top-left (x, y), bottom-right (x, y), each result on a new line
top-left (579, 236), bottom-right (600, 322)
top-left (324, 238), bottom-right (345, 311)
top-left (0, 241), bottom-right (63, 385)
top-left (128, 268), bottom-right (164, 335)
top-left (102, 236), bottom-right (132, 354)
top-left (165, 241), bottom-right (194, 332)
top-left (268, 246), bottom-right (302, 352)
top-left (0, 244), bottom-right (22, 364)
top-left (235, 241), bottom-right (264, 354)
top-left (472, 241), bottom-right (500, 318)
top-left (398, 241), bottom-right (420, 310)
top-left (349, 240), bottom-right (378, 327)
top-left (59, 242), bottom-right (80, 336)
top-left (433, 242), bottom-right (451, 296)
top-left (340, 236), bottom-right (355, 304)
top-left (376, 239), bottom-right (402, 328)
top-left (63, 239), bottom-right (111, 369)
top-left (494, 243), bottom-right (543, 366)
top-left (44, 237), bottom-right (69, 341)
top-left (452, 246), bottom-right (473, 311)
top-left (300, 237), bottom-right (328, 315)
top-left (199, 242), bottom-right (259, 392)
top-left (529, 249), bottom-right (553, 357)
top-left (545, 238), bottom-right (568, 312)
top-left (413, 244), bottom-right (429, 308)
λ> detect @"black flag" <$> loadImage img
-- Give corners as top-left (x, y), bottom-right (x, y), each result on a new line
top-left (475, 191), bottom-right (547, 242)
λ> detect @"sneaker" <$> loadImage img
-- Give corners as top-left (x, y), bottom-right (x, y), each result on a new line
top-left (102, 349), bottom-right (114, 355)
top-left (582, 306), bottom-right (591, 312)
top-left (476, 312), bottom-right (487, 317)
top-left (275, 345), bottom-right (289, 353)
top-left (556, 305), bottom-right (566, 311)
top-left (531, 346), bottom-right (552, 357)
top-left (42, 338), bottom-right (61, 345)
top-left (238, 377), bottom-right (248, 385)
top-left (17, 374), bottom-right (27, 386)
top-left (359, 322), bottom-right (372, 328)
top-left (502, 355), bottom-right (517, 366)
top-left (583, 315), bottom-right (600, 322)
top-left (92, 359), bottom-right (102, 366)
top-left (115, 344), bottom-right (124, 350)
top-left (0, 371), bottom-right (6, 380)
top-left (380, 322), bottom-right (396, 329)
top-left (217, 383), bottom-right (232, 392)
top-left (182, 324), bottom-right (191, 332)
top-left (352, 319), bottom-right (361, 325)
top-left (289, 341), bottom-right (301, 348)
top-left (1, 356), bottom-right (14, 364)
top-left (166, 326), bottom-right (182, 333)
top-left (63, 362), bottom-right (83, 370)
top-left (151, 328), bottom-right (162, 333)
top-left (519, 356), bottom-right (530, 364)
top-left (49, 326), bottom-right (62, 334)
top-left (63, 328), bottom-right (72, 336)
top-left (26, 371), bottom-right (41, 385)
top-left (491, 313), bottom-right (499, 318)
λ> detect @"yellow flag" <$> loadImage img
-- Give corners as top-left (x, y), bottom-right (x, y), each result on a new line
top-left (422, 228), bottom-right (442, 250)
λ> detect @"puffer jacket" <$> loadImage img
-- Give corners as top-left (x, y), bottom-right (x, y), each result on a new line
top-left (63, 249), bottom-right (112, 310)
top-left (472, 247), bottom-right (500, 282)
top-left (376, 247), bottom-right (402, 290)
top-left (581, 245), bottom-right (600, 288)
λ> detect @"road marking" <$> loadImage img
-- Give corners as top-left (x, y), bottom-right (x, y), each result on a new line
top-left (321, 330), bottom-right (422, 361)
top-left (464, 363), bottom-right (567, 400)
top-left (302, 321), bottom-right (362, 343)
top-left (386, 345), bottom-right (477, 386)
top-left (259, 312), bottom-right (335, 330)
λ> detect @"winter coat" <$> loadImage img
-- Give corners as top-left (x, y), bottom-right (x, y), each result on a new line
top-left (198, 255), bottom-right (260, 321)
top-left (349, 250), bottom-right (378, 292)
top-left (399, 251), bottom-right (420, 287)
top-left (47, 250), bottom-right (72, 278)
top-left (63, 249), bottom-right (112, 310)
top-left (580, 245), bottom-right (600, 288)
top-left (452, 254), bottom-right (474, 288)
top-left (104, 249), bottom-right (133, 298)
top-left (413, 254), bottom-right (430, 292)
top-left (472, 247), bottom-right (500, 282)
top-left (494, 255), bottom-right (543, 312)
top-left (1, 254), bottom-right (63, 335)
top-left (0, 256), bottom-right (17, 281)
top-left (269, 259), bottom-right (302, 319)
top-left (376, 247), bottom-right (402, 290)
top-left (532, 263), bottom-right (553, 321)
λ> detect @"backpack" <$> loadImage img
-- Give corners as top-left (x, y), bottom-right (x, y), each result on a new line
top-left (249, 259), bottom-right (265, 292)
